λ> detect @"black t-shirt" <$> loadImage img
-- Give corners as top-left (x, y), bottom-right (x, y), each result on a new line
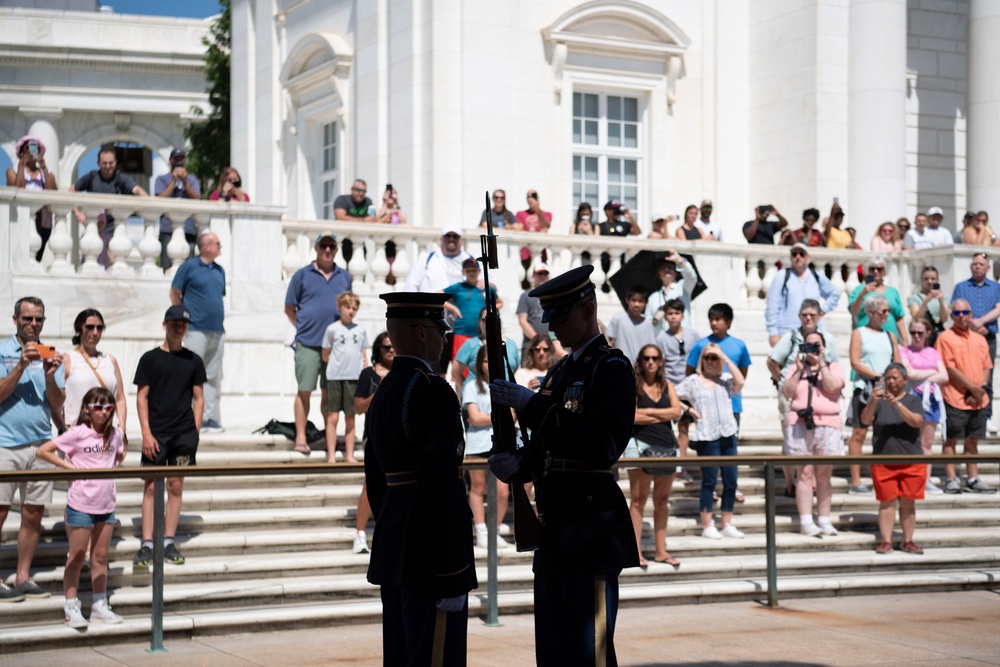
top-left (743, 219), bottom-right (781, 244)
top-left (74, 170), bottom-right (139, 225)
top-left (355, 366), bottom-right (385, 441)
top-left (870, 393), bottom-right (923, 455)
top-left (633, 389), bottom-right (678, 449)
top-left (334, 194), bottom-right (373, 218)
top-left (134, 347), bottom-right (207, 436)
top-left (598, 219), bottom-right (633, 236)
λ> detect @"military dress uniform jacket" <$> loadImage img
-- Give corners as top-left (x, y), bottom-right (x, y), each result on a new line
top-left (364, 355), bottom-right (478, 598)
top-left (518, 336), bottom-right (640, 576)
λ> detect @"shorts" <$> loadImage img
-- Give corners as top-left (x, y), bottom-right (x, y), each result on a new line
top-left (140, 430), bottom-right (199, 467)
top-left (846, 388), bottom-right (868, 429)
top-left (0, 443), bottom-right (55, 506)
top-left (326, 379), bottom-right (358, 414)
top-left (945, 404), bottom-right (986, 440)
top-left (783, 423), bottom-right (845, 457)
top-left (871, 464), bottom-right (926, 501)
top-left (294, 344), bottom-right (327, 392)
top-left (65, 505), bottom-right (116, 528)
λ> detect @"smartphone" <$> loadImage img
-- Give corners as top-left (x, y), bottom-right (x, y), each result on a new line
top-left (385, 183), bottom-right (393, 192)
top-left (932, 282), bottom-right (940, 290)
top-left (28, 142), bottom-right (39, 157)
top-left (865, 274), bottom-right (875, 284)
top-left (36, 345), bottom-right (57, 359)
top-left (833, 197), bottom-right (839, 206)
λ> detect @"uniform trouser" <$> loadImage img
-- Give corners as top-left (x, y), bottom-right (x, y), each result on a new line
top-left (535, 571), bottom-right (621, 667)
top-left (185, 330), bottom-right (224, 425)
top-left (380, 584), bottom-right (468, 667)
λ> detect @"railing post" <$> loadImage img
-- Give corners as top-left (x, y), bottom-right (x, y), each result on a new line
top-left (484, 470), bottom-right (500, 626)
top-left (148, 476), bottom-right (167, 653)
top-left (764, 462), bottom-right (779, 608)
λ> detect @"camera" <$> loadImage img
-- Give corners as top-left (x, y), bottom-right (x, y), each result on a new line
top-left (796, 406), bottom-right (816, 431)
top-left (799, 342), bottom-right (820, 356)
top-left (932, 282), bottom-right (940, 290)
top-left (386, 183), bottom-right (393, 192)
top-left (232, 179), bottom-right (241, 188)
top-left (759, 204), bottom-right (772, 216)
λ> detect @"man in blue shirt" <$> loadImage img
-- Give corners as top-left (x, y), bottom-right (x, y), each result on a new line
top-left (765, 243), bottom-right (840, 346)
top-left (285, 232), bottom-right (353, 451)
top-left (951, 252), bottom-right (1000, 422)
top-left (171, 231), bottom-right (227, 433)
top-left (0, 296), bottom-right (65, 602)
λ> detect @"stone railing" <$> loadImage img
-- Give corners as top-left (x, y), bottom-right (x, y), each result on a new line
top-left (2, 186), bottom-right (986, 430)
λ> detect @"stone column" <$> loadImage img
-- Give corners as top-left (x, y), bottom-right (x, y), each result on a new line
top-left (848, 0), bottom-right (907, 243)
top-left (967, 1), bottom-right (1000, 213)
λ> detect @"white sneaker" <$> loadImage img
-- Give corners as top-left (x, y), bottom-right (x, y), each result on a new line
top-left (720, 525), bottom-right (745, 539)
top-left (498, 523), bottom-right (512, 537)
top-left (702, 525), bottom-right (722, 540)
top-left (475, 529), bottom-right (510, 549)
top-left (64, 598), bottom-right (88, 628)
top-left (89, 598), bottom-right (123, 624)
top-left (352, 532), bottom-right (369, 554)
top-left (800, 523), bottom-right (822, 537)
top-left (817, 520), bottom-right (838, 536)
top-left (988, 419), bottom-right (999, 434)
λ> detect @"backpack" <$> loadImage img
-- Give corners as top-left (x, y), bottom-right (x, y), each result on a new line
top-left (254, 419), bottom-right (325, 442)
top-left (780, 266), bottom-right (822, 309)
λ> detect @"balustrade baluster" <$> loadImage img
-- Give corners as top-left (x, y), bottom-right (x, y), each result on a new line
top-left (744, 255), bottom-right (763, 301)
top-left (138, 216), bottom-right (163, 278)
top-left (370, 236), bottom-right (391, 291)
top-left (165, 227), bottom-right (191, 277)
top-left (46, 206), bottom-right (73, 276)
top-left (282, 229), bottom-right (302, 278)
top-left (78, 220), bottom-right (105, 276)
top-left (344, 235), bottom-right (368, 284)
top-left (389, 240), bottom-right (410, 288)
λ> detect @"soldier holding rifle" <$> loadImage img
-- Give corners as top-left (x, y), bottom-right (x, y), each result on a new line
top-left (490, 265), bottom-right (639, 667)
top-left (364, 292), bottom-right (477, 666)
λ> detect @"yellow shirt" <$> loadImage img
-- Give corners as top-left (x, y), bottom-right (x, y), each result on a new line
top-left (826, 226), bottom-right (852, 249)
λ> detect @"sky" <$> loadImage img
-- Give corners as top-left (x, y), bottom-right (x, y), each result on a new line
top-left (103, 0), bottom-right (222, 19)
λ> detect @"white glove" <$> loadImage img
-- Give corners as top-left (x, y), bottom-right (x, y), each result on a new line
top-left (490, 379), bottom-right (534, 412)
top-left (436, 594), bottom-right (467, 612)
top-left (488, 452), bottom-right (520, 483)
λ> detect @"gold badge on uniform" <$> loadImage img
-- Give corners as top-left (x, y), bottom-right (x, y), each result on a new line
top-left (563, 382), bottom-right (584, 413)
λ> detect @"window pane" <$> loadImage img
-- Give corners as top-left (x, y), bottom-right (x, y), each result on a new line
top-left (624, 160), bottom-right (637, 183)
top-left (573, 155), bottom-right (581, 180)
top-left (584, 93), bottom-right (598, 118)
top-left (608, 158), bottom-right (621, 181)
top-left (584, 120), bottom-right (598, 145)
top-left (624, 186), bottom-right (638, 210)
top-left (573, 183), bottom-right (582, 206)
top-left (608, 122), bottom-right (621, 147)
top-left (608, 96), bottom-right (620, 121)
top-left (573, 119), bottom-right (581, 144)
top-left (585, 183), bottom-right (598, 203)
top-left (584, 157), bottom-right (598, 181)
top-left (573, 92), bottom-right (582, 116)
top-left (624, 97), bottom-right (638, 122)
top-left (624, 124), bottom-right (637, 148)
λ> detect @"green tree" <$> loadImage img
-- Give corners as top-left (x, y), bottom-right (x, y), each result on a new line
top-left (184, 0), bottom-right (230, 196)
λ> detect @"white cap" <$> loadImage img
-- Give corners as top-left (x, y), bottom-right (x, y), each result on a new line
top-left (927, 206), bottom-right (944, 217)
top-left (441, 225), bottom-right (463, 237)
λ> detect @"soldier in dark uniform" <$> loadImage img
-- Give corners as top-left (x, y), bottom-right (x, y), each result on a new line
top-left (489, 265), bottom-right (639, 667)
top-left (365, 292), bottom-right (478, 667)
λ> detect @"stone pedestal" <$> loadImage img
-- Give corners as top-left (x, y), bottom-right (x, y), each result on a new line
top-left (967, 1), bottom-right (1000, 213)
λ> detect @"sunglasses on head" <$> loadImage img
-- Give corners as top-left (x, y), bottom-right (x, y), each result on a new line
top-left (974, 252), bottom-right (989, 260)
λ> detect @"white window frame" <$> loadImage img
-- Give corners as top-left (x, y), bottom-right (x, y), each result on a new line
top-left (570, 88), bottom-right (646, 224)
top-left (319, 119), bottom-right (339, 220)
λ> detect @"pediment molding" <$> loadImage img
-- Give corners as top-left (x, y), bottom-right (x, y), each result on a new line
top-left (280, 33), bottom-right (353, 110)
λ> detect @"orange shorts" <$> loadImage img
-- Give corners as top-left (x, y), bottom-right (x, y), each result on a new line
top-left (871, 464), bottom-right (927, 501)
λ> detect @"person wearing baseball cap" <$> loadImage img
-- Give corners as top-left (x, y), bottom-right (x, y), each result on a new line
top-left (364, 290), bottom-right (476, 666)
top-left (488, 263), bottom-right (638, 665)
top-left (155, 147), bottom-right (201, 270)
top-left (765, 243), bottom-right (839, 346)
top-left (516, 263), bottom-right (553, 358)
top-left (696, 199), bottom-right (723, 241)
top-left (924, 206), bottom-right (955, 247)
top-left (131, 303), bottom-right (207, 570)
top-left (598, 199), bottom-right (639, 236)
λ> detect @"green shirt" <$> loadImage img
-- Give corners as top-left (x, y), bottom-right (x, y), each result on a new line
top-left (849, 284), bottom-right (904, 336)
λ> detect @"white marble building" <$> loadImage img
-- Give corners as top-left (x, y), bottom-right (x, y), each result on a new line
top-left (232, 0), bottom-right (999, 243)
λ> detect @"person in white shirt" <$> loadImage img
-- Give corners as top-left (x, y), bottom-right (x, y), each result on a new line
top-left (903, 213), bottom-right (934, 251)
top-left (695, 199), bottom-right (723, 241)
top-left (925, 206), bottom-right (955, 247)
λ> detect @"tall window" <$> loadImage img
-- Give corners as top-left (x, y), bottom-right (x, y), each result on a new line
top-left (320, 121), bottom-right (338, 219)
top-left (572, 92), bottom-right (641, 218)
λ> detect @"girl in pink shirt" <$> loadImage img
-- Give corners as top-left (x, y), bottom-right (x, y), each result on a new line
top-left (37, 387), bottom-right (125, 628)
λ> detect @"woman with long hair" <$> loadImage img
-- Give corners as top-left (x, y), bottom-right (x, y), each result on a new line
top-left (351, 332), bottom-right (395, 554)
top-left (675, 204), bottom-right (707, 241)
top-left (36, 387), bottom-right (126, 627)
top-left (871, 221), bottom-right (902, 252)
top-left (464, 345), bottom-right (510, 548)
top-left (624, 344), bottom-right (682, 566)
top-left (62, 309), bottom-right (127, 433)
top-left (209, 167), bottom-right (250, 202)
top-left (675, 343), bottom-right (745, 539)
top-left (570, 202), bottom-right (596, 235)
top-left (514, 333), bottom-right (553, 391)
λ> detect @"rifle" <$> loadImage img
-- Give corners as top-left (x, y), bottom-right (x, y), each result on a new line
top-left (480, 191), bottom-right (542, 552)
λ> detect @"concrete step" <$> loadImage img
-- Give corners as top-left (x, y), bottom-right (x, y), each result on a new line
top-left (1, 565), bottom-right (997, 653)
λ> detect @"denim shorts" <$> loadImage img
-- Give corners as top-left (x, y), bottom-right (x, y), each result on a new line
top-left (65, 505), bottom-right (116, 528)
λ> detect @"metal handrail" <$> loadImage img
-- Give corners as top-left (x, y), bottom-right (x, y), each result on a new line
top-left (1, 454), bottom-right (996, 649)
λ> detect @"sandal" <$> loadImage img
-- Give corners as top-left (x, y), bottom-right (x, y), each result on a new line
top-left (293, 443), bottom-right (311, 455)
top-left (654, 554), bottom-right (681, 567)
top-left (875, 541), bottom-right (893, 555)
top-left (638, 556), bottom-right (649, 569)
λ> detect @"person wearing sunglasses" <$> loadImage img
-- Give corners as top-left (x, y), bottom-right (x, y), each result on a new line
top-left (696, 198), bottom-right (722, 241)
top-left (766, 243), bottom-right (840, 346)
top-left (62, 309), bottom-right (127, 435)
top-left (899, 318), bottom-right (948, 494)
top-left (675, 343), bottom-right (745, 539)
top-left (951, 252), bottom-right (1000, 431)
top-left (848, 257), bottom-right (908, 347)
top-left (365, 293), bottom-right (476, 666)
top-left (36, 387), bottom-right (125, 627)
top-left (907, 266), bottom-right (948, 347)
top-left (479, 189), bottom-right (516, 229)
top-left (0, 296), bottom-right (65, 603)
top-left (285, 232), bottom-right (353, 449)
top-left (333, 178), bottom-right (376, 221)
top-left (871, 221), bottom-right (903, 252)
top-left (936, 299), bottom-right (998, 494)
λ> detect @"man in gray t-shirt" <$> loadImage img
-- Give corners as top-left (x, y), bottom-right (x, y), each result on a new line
top-left (516, 265), bottom-right (550, 357)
